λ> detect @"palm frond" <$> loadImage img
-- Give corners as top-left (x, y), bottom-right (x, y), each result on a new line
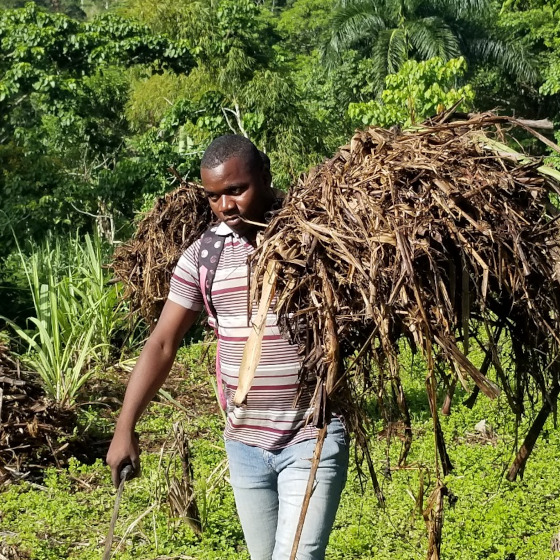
top-left (407, 18), bottom-right (460, 61)
top-left (383, 0), bottom-right (406, 24)
top-left (325, 0), bottom-right (386, 64)
top-left (386, 27), bottom-right (408, 74)
top-left (369, 31), bottom-right (394, 94)
top-left (428, 0), bottom-right (492, 20)
top-left (466, 37), bottom-right (538, 84)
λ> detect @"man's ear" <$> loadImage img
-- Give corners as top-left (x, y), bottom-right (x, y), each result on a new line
top-left (262, 167), bottom-right (272, 190)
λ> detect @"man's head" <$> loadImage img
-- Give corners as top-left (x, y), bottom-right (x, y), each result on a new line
top-left (201, 135), bottom-right (274, 240)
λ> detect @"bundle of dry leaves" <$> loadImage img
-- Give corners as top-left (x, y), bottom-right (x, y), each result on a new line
top-left (111, 180), bottom-right (213, 327)
top-left (250, 114), bottom-right (560, 473)
top-left (246, 114), bottom-right (560, 558)
top-left (112, 114), bottom-right (560, 559)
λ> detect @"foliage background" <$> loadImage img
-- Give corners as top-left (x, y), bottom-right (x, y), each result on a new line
top-left (1, 0), bottom-right (560, 558)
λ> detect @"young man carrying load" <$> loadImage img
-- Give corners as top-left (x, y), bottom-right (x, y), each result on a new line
top-left (106, 135), bottom-right (349, 560)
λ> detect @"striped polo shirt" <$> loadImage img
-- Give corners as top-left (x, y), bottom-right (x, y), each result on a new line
top-left (168, 222), bottom-right (317, 450)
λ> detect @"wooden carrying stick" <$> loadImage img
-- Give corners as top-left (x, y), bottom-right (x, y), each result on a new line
top-left (234, 260), bottom-right (278, 406)
top-left (289, 425), bottom-right (328, 560)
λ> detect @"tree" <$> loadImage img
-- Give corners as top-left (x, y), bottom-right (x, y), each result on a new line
top-left (0, 3), bottom-right (196, 251)
top-left (500, 0), bottom-right (560, 96)
top-left (275, 0), bottom-right (336, 55)
top-left (325, 0), bottom-right (536, 95)
top-left (0, 0), bottom-right (87, 19)
top-left (498, 0), bottom-right (560, 168)
top-left (348, 56), bottom-right (475, 127)
top-left (122, 0), bottom-right (334, 189)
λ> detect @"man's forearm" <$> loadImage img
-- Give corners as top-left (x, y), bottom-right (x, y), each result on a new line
top-left (108, 300), bottom-right (199, 479)
top-left (114, 337), bottom-right (178, 433)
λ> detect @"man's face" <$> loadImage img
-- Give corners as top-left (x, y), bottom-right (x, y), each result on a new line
top-left (201, 156), bottom-right (272, 239)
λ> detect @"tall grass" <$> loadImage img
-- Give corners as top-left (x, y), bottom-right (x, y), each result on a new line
top-left (2, 233), bottom-right (128, 406)
top-left (76, 234), bottom-right (125, 363)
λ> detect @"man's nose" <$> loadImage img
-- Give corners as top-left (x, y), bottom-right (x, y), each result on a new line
top-left (218, 195), bottom-right (236, 213)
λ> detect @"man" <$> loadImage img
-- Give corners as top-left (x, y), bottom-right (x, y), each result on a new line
top-left (106, 135), bottom-right (349, 560)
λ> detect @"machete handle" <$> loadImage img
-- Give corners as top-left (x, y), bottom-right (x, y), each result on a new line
top-left (119, 464), bottom-right (133, 482)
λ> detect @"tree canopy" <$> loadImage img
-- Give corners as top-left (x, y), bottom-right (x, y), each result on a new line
top-left (0, 0), bottom-right (559, 263)
top-left (325, 0), bottom-right (537, 92)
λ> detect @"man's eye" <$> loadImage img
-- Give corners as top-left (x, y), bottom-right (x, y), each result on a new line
top-left (207, 194), bottom-right (219, 202)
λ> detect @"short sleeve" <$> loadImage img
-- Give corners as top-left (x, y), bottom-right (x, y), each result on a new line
top-left (168, 238), bottom-right (204, 311)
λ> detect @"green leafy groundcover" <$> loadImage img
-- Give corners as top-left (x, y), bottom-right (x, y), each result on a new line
top-left (1, 344), bottom-right (560, 559)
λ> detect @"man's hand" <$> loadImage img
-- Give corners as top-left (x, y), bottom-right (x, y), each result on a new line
top-left (105, 301), bottom-right (199, 488)
top-left (106, 429), bottom-right (140, 488)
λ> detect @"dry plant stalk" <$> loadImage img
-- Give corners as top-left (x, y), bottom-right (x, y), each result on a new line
top-left (234, 260), bottom-right (279, 406)
top-left (165, 423), bottom-right (202, 536)
top-left (423, 482), bottom-right (447, 559)
top-left (111, 179), bottom-right (213, 327)
top-left (289, 425), bottom-right (327, 560)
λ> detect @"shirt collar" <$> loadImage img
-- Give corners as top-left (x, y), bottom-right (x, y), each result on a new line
top-left (215, 221), bottom-right (236, 236)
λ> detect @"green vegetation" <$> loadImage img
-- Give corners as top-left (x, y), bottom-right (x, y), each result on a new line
top-left (325, 0), bottom-right (537, 89)
top-left (1, 234), bottom-right (129, 405)
top-left (348, 56), bottom-right (475, 126)
top-left (1, 0), bottom-right (558, 268)
top-left (1, 0), bottom-right (560, 558)
top-left (2, 343), bottom-right (560, 558)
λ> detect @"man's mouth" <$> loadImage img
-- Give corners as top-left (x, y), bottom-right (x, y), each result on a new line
top-left (224, 215), bottom-right (242, 224)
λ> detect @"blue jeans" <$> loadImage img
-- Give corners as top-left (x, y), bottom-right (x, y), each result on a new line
top-left (225, 419), bottom-right (349, 560)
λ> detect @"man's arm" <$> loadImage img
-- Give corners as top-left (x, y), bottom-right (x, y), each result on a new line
top-left (106, 300), bottom-right (200, 487)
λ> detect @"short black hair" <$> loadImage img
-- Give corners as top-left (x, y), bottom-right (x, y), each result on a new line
top-left (201, 134), bottom-right (263, 172)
